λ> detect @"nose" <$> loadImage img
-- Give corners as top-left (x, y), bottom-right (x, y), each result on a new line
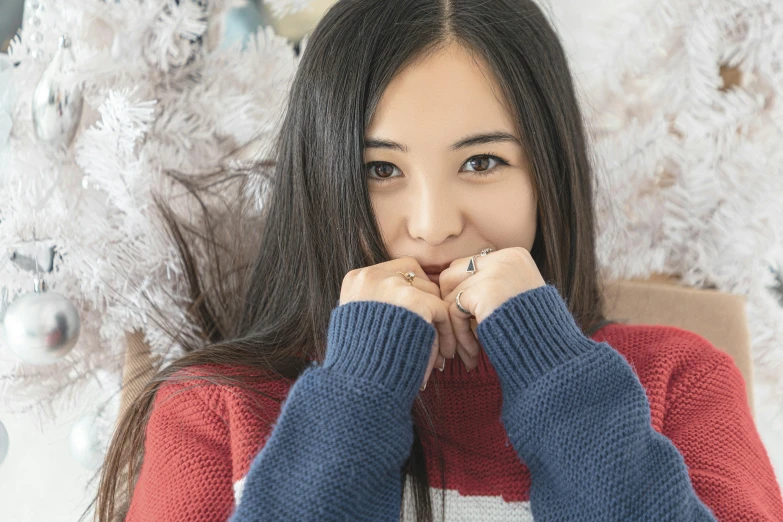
top-left (406, 182), bottom-right (463, 246)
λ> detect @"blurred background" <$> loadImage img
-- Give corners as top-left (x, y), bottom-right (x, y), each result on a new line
top-left (1, 0), bottom-right (322, 53)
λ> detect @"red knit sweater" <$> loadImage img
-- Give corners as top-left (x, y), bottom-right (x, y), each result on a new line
top-left (126, 322), bottom-right (783, 521)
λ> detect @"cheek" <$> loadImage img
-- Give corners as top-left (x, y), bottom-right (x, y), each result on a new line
top-left (370, 195), bottom-right (391, 227)
top-left (368, 195), bottom-right (398, 245)
top-left (472, 181), bottom-right (537, 250)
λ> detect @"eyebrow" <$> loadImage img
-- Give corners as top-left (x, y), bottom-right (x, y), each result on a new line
top-left (364, 131), bottom-right (521, 153)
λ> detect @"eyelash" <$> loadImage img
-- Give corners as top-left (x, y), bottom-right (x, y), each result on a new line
top-left (365, 153), bottom-right (510, 185)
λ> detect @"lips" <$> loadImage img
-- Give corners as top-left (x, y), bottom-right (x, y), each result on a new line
top-left (421, 263), bottom-right (450, 273)
top-left (421, 263), bottom-right (450, 285)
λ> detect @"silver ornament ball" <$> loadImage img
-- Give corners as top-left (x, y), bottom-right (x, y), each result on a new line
top-left (2, 284), bottom-right (81, 365)
top-left (31, 35), bottom-right (84, 149)
top-left (70, 413), bottom-right (104, 469)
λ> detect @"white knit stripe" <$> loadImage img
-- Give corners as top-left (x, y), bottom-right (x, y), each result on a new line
top-left (233, 477), bottom-right (246, 506)
top-left (401, 484), bottom-right (534, 521)
top-left (234, 476), bottom-right (534, 520)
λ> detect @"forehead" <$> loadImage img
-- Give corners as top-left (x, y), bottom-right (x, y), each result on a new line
top-left (366, 45), bottom-right (517, 149)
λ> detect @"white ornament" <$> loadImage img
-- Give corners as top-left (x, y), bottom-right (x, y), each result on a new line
top-left (69, 413), bottom-right (103, 469)
top-left (31, 35), bottom-right (84, 149)
top-left (0, 420), bottom-right (8, 468)
top-left (24, 0), bottom-right (49, 61)
top-left (2, 279), bottom-right (81, 365)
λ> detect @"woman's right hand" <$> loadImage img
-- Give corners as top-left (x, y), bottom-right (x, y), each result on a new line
top-left (339, 257), bottom-right (457, 391)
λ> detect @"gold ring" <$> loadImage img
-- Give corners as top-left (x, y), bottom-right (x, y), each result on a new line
top-left (396, 271), bottom-right (415, 285)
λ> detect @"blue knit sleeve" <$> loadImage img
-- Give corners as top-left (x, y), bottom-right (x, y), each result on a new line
top-left (228, 300), bottom-right (435, 521)
top-left (475, 284), bottom-right (718, 521)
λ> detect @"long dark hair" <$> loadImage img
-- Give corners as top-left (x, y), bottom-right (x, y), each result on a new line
top-left (89, 0), bottom-right (613, 520)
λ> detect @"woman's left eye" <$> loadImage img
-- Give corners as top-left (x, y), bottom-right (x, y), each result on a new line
top-left (462, 154), bottom-right (509, 175)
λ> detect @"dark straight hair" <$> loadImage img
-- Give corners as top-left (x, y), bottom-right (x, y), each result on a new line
top-left (88, 0), bottom-right (614, 520)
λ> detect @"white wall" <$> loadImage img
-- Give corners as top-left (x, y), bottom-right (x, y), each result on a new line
top-left (0, 380), bottom-right (103, 522)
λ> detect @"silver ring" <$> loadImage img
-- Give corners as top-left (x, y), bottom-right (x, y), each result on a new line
top-left (466, 247), bottom-right (493, 275)
top-left (455, 290), bottom-right (471, 315)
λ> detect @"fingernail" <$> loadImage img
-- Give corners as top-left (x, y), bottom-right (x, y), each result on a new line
top-left (420, 382), bottom-right (427, 391)
top-left (439, 359), bottom-right (445, 371)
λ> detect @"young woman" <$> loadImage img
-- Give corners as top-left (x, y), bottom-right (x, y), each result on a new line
top-left (91, 0), bottom-right (783, 521)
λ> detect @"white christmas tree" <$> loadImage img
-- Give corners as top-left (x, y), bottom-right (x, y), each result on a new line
top-left (0, 0), bottom-right (300, 454)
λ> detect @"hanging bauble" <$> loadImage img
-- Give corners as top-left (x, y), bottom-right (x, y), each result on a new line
top-left (0, 420), bottom-right (8, 468)
top-left (69, 413), bottom-right (103, 469)
top-left (2, 278), bottom-right (81, 365)
top-left (31, 35), bottom-right (84, 149)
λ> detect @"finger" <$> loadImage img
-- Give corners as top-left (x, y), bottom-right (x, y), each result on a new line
top-left (396, 258), bottom-right (442, 298)
top-left (436, 354), bottom-right (445, 372)
top-left (449, 293), bottom-right (481, 359)
top-left (439, 251), bottom-right (493, 299)
top-left (454, 342), bottom-right (475, 371)
top-left (455, 343), bottom-right (480, 372)
top-left (418, 294), bottom-right (457, 390)
top-left (423, 293), bottom-right (457, 361)
top-left (421, 331), bottom-right (439, 391)
top-left (437, 257), bottom-right (470, 300)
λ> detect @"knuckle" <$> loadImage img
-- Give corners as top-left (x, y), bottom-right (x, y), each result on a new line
top-left (501, 247), bottom-right (526, 267)
top-left (341, 271), bottom-right (356, 291)
top-left (380, 278), bottom-right (402, 300)
top-left (412, 303), bottom-right (432, 323)
top-left (355, 267), bottom-right (372, 283)
top-left (421, 296), bottom-right (439, 321)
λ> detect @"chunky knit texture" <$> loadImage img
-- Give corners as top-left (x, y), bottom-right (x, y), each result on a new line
top-left (126, 284), bottom-right (783, 521)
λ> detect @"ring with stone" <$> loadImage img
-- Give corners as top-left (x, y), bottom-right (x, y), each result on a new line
top-left (466, 247), bottom-right (493, 275)
top-left (396, 271), bottom-right (415, 285)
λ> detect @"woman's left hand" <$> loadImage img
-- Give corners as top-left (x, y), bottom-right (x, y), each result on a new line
top-left (439, 246), bottom-right (546, 371)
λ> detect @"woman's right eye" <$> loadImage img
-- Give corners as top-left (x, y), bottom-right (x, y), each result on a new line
top-left (366, 162), bottom-right (400, 184)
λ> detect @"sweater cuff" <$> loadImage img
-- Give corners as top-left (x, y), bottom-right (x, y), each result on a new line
top-left (323, 300), bottom-right (435, 406)
top-left (476, 284), bottom-right (599, 395)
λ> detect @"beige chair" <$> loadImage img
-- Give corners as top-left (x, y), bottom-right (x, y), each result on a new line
top-left (602, 274), bottom-right (754, 419)
top-left (119, 276), bottom-right (755, 420)
top-left (119, 330), bottom-right (159, 418)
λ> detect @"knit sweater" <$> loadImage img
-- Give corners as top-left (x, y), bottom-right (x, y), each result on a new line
top-left (126, 284), bottom-right (783, 521)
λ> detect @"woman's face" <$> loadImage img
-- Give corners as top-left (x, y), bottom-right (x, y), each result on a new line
top-left (364, 42), bottom-right (537, 285)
